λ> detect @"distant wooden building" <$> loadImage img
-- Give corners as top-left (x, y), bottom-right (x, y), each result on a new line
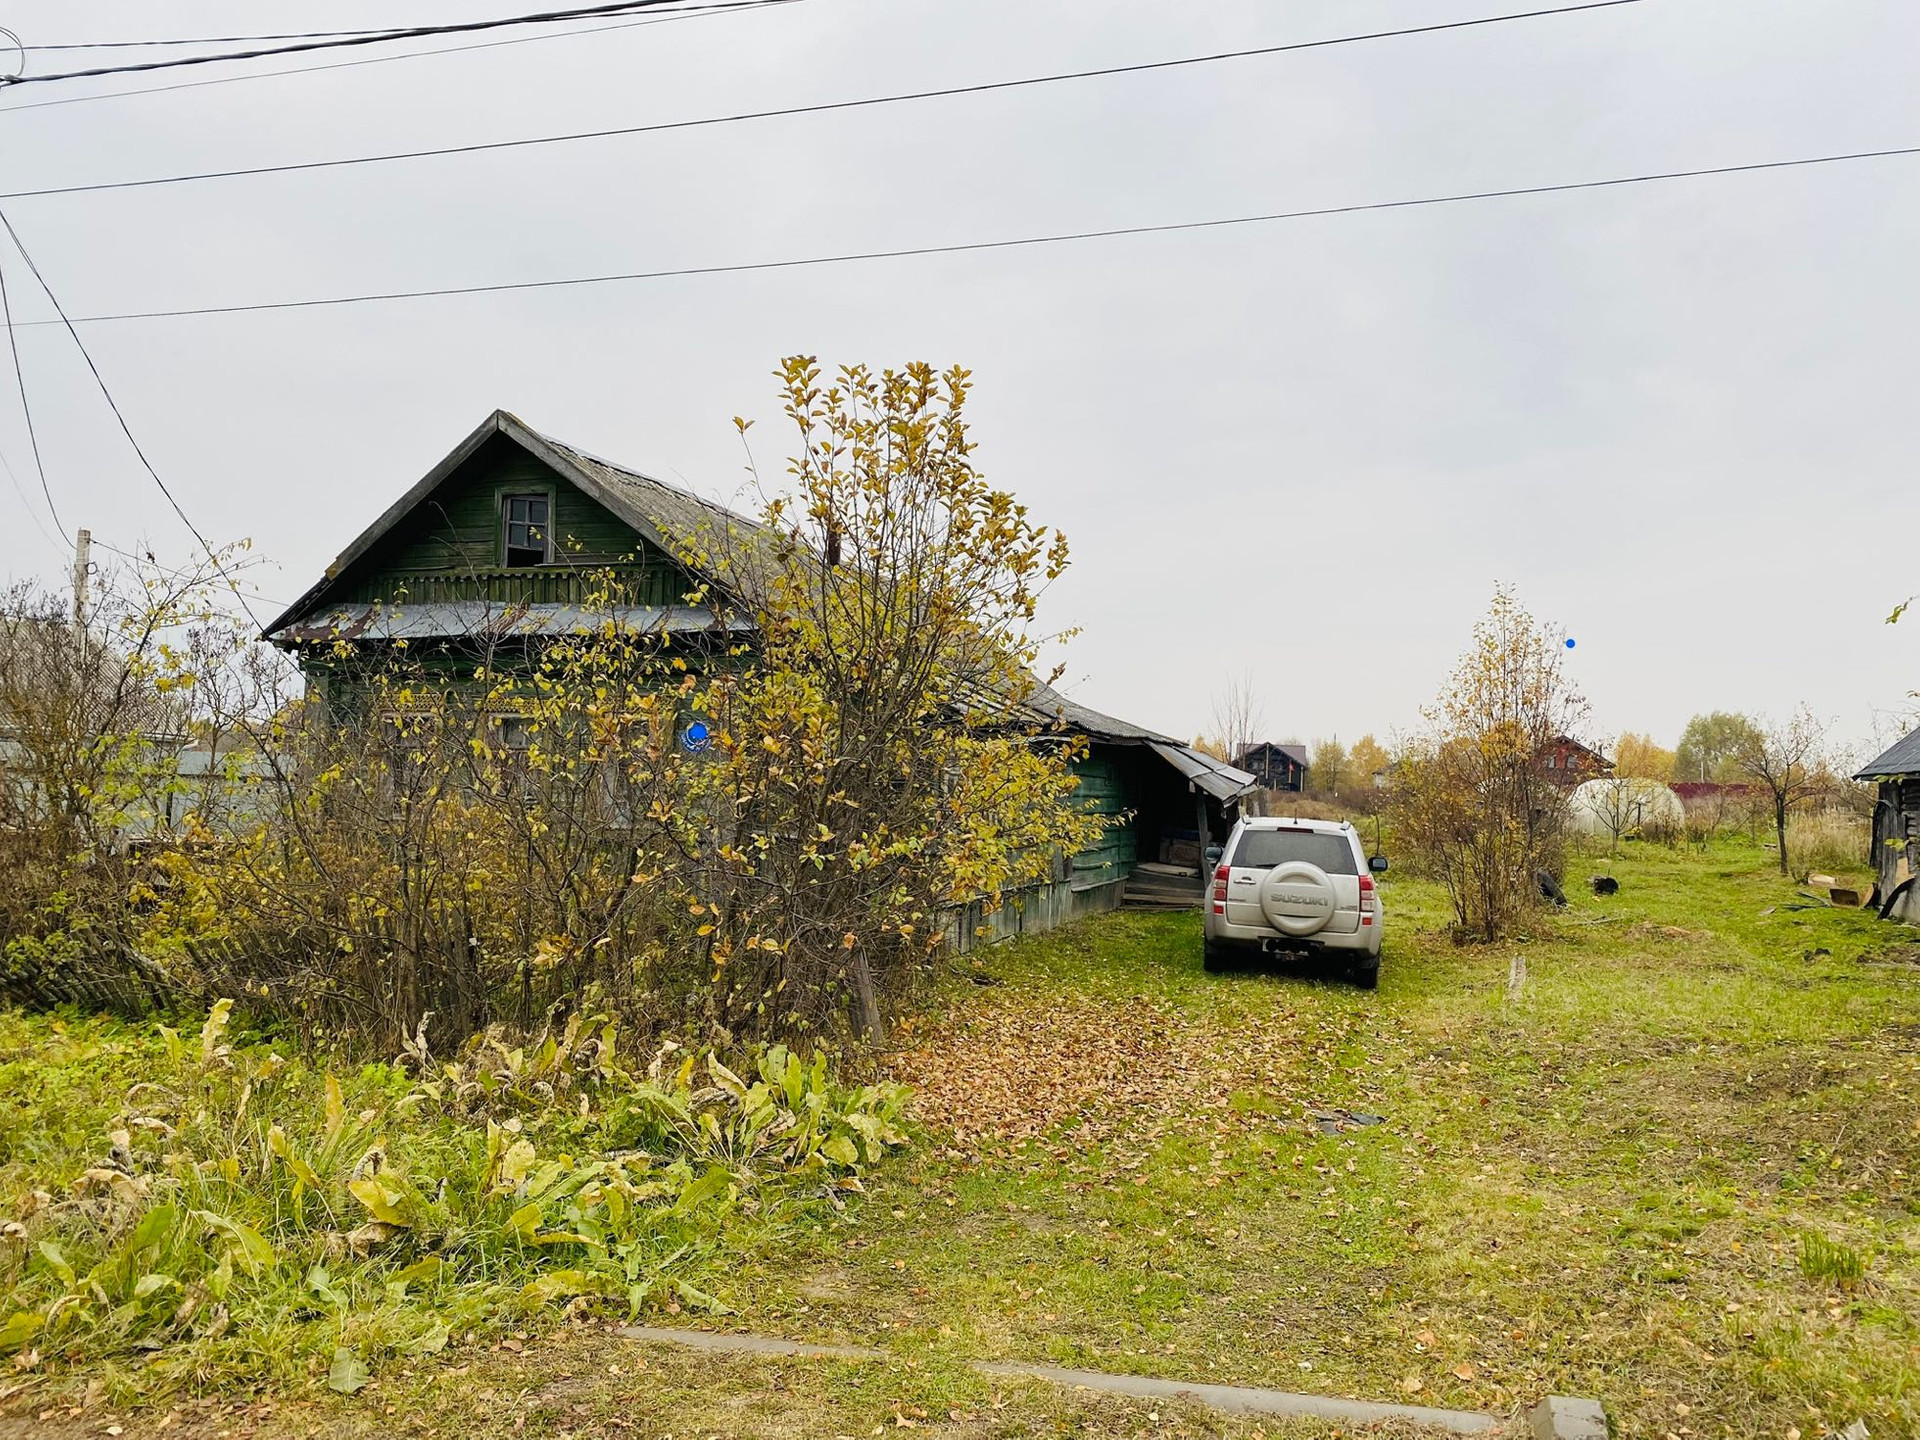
top-left (1235, 741), bottom-right (1308, 793)
top-left (1856, 725), bottom-right (1920, 923)
top-left (264, 410), bottom-right (1255, 937)
top-left (1539, 734), bottom-right (1612, 788)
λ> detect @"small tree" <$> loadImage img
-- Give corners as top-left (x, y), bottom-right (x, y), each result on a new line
top-left (0, 552), bottom-right (260, 975)
top-left (1209, 673), bottom-right (1265, 767)
top-left (1613, 731), bottom-right (1676, 781)
top-left (1576, 776), bottom-right (1678, 855)
top-left (1349, 733), bottom-right (1390, 785)
top-left (169, 580), bottom-right (712, 1046)
top-left (1310, 736), bottom-right (1348, 799)
top-left (679, 357), bottom-right (1106, 1043)
top-left (1390, 587), bottom-right (1585, 941)
top-left (1733, 708), bottom-right (1827, 876)
top-left (1675, 712), bottom-right (1761, 784)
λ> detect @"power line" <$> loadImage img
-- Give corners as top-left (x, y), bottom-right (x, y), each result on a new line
top-left (25, 143), bottom-right (1918, 328)
top-left (25, 18), bottom-right (628, 50)
top-left (0, 208), bottom-right (264, 629)
top-left (0, 245), bottom-right (67, 541)
top-left (0, 0), bottom-right (1651, 204)
top-left (89, 535), bottom-right (294, 608)
top-left (0, 1), bottom-right (795, 115)
top-left (0, 0), bottom-right (771, 88)
top-left (0, 440), bottom-right (65, 556)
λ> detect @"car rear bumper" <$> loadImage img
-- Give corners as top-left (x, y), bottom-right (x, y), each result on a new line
top-left (1205, 916), bottom-right (1381, 960)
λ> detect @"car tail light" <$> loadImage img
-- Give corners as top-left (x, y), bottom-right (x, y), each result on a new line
top-left (1211, 864), bottom-right (1229, 915)
top-left (1359, 872), bottom-right (1376, 924)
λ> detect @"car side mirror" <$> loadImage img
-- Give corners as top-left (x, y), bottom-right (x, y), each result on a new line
top-left (1204, 845), bottom-right (1223, 868)
top-left (1368, 855), bottom-right (1389, 874)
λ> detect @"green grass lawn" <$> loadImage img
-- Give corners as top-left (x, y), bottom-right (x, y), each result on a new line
top-left (740, 838), bottom-right (1917, 1439)
top-left (4, 837), bottom-right (1917, 1439)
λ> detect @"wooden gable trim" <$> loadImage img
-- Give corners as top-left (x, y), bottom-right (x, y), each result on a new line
top-left (494, 415), bottom-right (688, 559)
top-left (265, 413), bottom-right (504, 636)
top-left (264, 411), bottom-right (713, 640)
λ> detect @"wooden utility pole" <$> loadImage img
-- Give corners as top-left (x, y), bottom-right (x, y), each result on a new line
top-left (71, 527), bottom-right (91, 633)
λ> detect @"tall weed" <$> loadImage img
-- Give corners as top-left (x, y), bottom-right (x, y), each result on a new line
top-left (1786, 810), bottom-right (1870, 878)
top-left (0, 1003), bottom-right (905, 1396)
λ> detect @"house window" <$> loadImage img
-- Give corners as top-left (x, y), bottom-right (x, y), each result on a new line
top-left (496, 715), bottom-right (535, 752)
top-left (1546, 753), bottom-right (1559, 769)
top-left (502, 494), bottom-right (550, 567)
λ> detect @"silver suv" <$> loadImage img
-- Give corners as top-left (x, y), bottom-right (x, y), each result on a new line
top-left (1202, 816), bottom-right (1386, 988)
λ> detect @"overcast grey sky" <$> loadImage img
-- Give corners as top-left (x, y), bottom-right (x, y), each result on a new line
top-left (0, 0), bottom-right (1914, 757)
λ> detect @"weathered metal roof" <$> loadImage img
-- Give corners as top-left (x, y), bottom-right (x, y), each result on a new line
top-left (1855, 724), bottom-right (1920, 780)
top-left (1147, 740), bottom-right (1260, 803)
top-left (1237, 741), bottom-right (1309, 768)
top-left (258, 412), bottom-right (1247, 806)
top-left (1007, 676), bottom-right (1178, 744)
top-left (275, 602), bottom-right (750, 646)
top-left (264, 410), bottom-right (764, 644)
top-left (961, 675), bottom-right (1255, 802)
top-left (534, 430), bottom-right (760, 560)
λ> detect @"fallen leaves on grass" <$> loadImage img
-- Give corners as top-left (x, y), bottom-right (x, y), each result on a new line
top-left (887, 997), bottom-right (1204, 1144)
top-left (887, 989), bottom-right (1389, 1158)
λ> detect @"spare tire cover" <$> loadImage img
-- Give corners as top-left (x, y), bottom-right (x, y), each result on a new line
top-left (1259, 861), bottom-right (1337, 936)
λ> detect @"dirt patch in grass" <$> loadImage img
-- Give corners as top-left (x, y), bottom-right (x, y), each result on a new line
top-left (1856, 943), bottom-right (1920, 969)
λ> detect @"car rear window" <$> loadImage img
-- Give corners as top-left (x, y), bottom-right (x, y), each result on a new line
top-left (1230, 829), bottom-right (1358, 874)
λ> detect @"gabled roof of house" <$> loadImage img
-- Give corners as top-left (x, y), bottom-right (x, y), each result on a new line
top-left (1237, 741), bottom-right (1308, 767)
top-left (968, 675), bottom-right (1256, 801)
top-left (264, 410), bottom-right (761, 642)
top-left (1548, 733), bottom-right (1612, 764)
top-left (259, 411), bottom-right (1256, 806)
top-left (1855, 724), bottom-right (1920, 780)
top-left (1009, 675), bottom-right (1176, 745)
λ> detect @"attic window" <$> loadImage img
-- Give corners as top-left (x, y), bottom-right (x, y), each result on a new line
top-left (503, 493), bottom-right (550, 567)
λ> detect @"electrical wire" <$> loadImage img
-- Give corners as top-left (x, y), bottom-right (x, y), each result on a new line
top-left (90, 535), bottom-right (295, 609)
top-left (1, 0), bottom-right (773, 87)
top-left (26, 19), bottom-right (638, 50)
top-left (0, 245), bottom-right (67, 541)
top-left (0, 0), bottom-right (1651, 204)
top-left (0, 440), bottom-right (65, 556)
top-left (0, 1), bottom-right (796, 115)
top-left (0, 207), bottom-right (264, 629)
top-left (24, 143), bottom-right (1918, 328)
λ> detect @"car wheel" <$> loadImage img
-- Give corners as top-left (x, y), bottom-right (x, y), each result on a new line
top-left (1203, 941), bottom-right (1233, 974)
top-left (1351, 961), bottom-right (1380, 991)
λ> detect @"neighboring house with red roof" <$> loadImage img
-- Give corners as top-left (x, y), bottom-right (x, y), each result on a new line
top-left (1538, 734), bottom-right (1612, 789)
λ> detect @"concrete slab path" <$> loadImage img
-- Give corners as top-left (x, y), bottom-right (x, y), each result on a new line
top-left (619, 1325), bottom-right (1517, 1435)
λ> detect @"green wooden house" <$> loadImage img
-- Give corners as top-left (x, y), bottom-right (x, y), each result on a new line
top-left (265, 410), bottom-right (1254, 936)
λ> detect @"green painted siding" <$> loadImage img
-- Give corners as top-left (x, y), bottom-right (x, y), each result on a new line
top-left (337, 435), bottom-right (695, 608)
top-left (1069, 752), bottom-right (1136, 890)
